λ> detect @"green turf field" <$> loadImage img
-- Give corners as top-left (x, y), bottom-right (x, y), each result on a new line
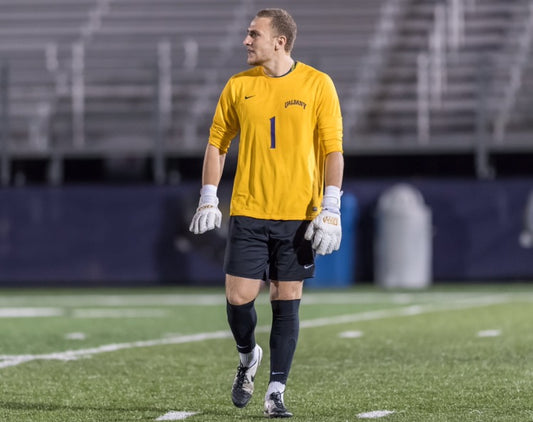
top-left (0, 285), bottom-right (532, 421)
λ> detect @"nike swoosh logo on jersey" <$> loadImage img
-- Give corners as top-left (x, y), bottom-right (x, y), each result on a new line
top-left (304, 264), bottom-right (314, 269)
top-left (244, 95), bottom-right (255, 99)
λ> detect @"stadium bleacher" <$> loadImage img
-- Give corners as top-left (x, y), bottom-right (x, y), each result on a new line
top-left (0, 0), bottom-right (96, 155)
top-left (0, 0), bottom-right (533, 182)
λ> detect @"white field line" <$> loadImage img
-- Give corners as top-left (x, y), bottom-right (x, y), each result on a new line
top-left (357, 410), bottom-right (395, 419)
top-left (0, 330), bottom-right (232, 369)
top-left (339, 330), bottom-right (364, 338)
top-left (156, 411), bottom-right (198, 420)
top-left (71, 308), bottom-right (168, 318)
top-left (1, 291), bottom-right (531, 307)
top-left (0, 308), bottom-right (63, 317)
top-left (0, 308), bottom-right (169, 319)
top-left (477, 329), bottom-right (502, 337)
top-left (65, 332), bottom-right (87, 340)
top-left (299, 294), bottom-right (513, 329)
top-left (0, 294), bottom-right (513, 370)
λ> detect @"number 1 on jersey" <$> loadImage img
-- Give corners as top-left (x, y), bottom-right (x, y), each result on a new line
top-left (270, 116), bottom-right (276, 149)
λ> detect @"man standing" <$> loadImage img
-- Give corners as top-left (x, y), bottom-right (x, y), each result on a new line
top-left (189, 8), bottom-right (344, 418)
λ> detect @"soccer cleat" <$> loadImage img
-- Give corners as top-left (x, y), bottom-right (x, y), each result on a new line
top-left (231, 345), bottom-right (263, 408)
top-left (264, 392), bottom-right (293, 418)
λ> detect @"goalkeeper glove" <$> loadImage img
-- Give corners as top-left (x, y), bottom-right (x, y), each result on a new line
top-left (304, 186), bottom-right (342, 255)
top-left (189, 184), bottom-right (222, 234)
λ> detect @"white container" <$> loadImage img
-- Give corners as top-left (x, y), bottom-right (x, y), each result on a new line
top-left (374, 184), bottom-right (432, 289)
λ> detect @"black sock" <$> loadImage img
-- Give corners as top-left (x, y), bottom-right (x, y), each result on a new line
top-left (269, 299), bottom-right (301, 384)
top-left (226, 299), bottom-right (257, 354)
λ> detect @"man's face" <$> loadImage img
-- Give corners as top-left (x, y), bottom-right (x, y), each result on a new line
top-left (243, 17), bottom-right (278, 66)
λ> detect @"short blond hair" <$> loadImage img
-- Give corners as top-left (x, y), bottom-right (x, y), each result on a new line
top-left (256, 8), bottom-right (297, 52)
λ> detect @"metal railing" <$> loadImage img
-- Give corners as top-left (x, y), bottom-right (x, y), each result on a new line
top-left (0, 62), bottom-right (9, 186)
top-left (28, 0), bottom-right (112, 153)
top-left (344, 0), bottom-right (407, 136)
top-left (416, 0), bottom-right (473, 143)
top-left (182, 0), bottom-right (253, 150)
top-left (493, 1), bottom-right (533, 143)
top-left (71, 42), bottom-right (85, 149)
top-left (154, 40), bottom-right (172, 184)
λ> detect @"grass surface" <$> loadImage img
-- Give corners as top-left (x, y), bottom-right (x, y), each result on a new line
top-left (0, 285), bottom-right (532, 421)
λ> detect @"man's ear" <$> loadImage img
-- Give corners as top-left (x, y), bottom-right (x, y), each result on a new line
top-left (275, 35), bottom-right (287, 51)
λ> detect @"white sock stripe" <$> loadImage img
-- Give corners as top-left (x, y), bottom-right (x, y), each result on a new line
top-left (266, 381), bottom-right (286, 398)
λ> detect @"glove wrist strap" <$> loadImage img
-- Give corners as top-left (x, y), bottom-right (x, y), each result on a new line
top-left (199, 184), bottom-right (219, 207)
top-left (322, 185), bottom-right (341, 214)
top-left (200, 184), bottom-right (218, 196)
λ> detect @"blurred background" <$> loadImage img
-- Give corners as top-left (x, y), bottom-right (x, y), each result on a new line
top-left (1, 0), bottom-right (533, 287)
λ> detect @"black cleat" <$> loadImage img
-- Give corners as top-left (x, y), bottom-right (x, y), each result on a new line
top-left (231, 345), bottom-right (263, 408)
top-left (264, 392), bottom-right (293, 418)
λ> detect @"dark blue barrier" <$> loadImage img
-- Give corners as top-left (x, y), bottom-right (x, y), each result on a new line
top-left (1, 179), bottom-right (533, 286)
top-left (0, 185), bottom-right (225, 286)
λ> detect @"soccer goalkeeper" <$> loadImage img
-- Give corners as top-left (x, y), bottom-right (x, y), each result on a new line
top-left (190, 8), bottom-right (344, 418)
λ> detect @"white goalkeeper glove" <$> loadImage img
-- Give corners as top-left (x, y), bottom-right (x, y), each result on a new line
top-left (189, 184), bottom-right (222, 234)
top-left (305, 186), bottom-right (342, 255)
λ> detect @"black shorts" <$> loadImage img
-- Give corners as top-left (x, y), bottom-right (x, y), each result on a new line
top-left (223, 216), bottom-right (315, 281)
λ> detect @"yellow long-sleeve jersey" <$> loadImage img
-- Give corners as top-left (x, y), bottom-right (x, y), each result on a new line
top-left (208, 62), bottom-right (343, 220)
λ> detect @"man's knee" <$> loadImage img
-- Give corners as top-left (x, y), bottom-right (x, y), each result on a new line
top-left (225, 275), bottom-right (262, 305)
